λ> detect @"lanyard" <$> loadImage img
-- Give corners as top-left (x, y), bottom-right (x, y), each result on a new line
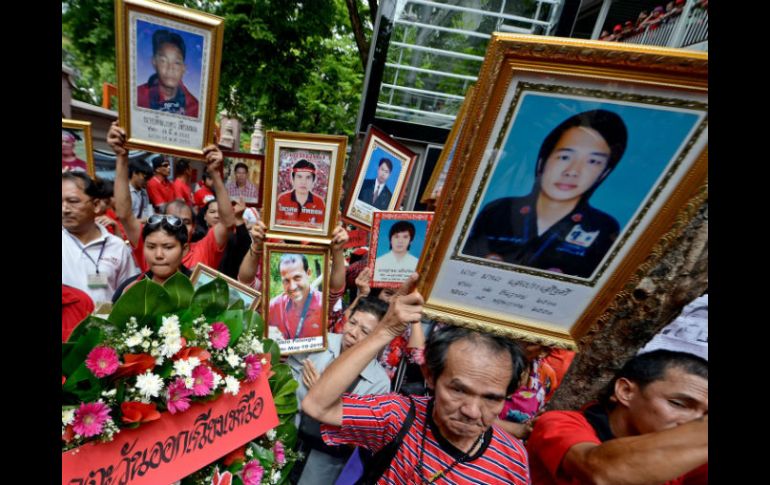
top-left (415, 406), bottom-right (485, 484)
top-left (67, 231), bottom-right (107, 274)
top-left (286, 292), bottom-right (313, 340)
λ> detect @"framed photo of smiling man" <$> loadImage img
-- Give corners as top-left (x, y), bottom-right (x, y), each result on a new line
top-left (115, 0), bottom-right (224, 159)
top-left (417, 34), bottom-right (708, 349)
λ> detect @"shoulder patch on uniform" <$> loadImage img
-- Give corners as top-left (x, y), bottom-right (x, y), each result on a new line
top-left (565, 224), bottom-right (599, 248)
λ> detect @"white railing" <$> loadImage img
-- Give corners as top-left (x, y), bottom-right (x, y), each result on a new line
top-left (620, 7), bottom-right (708, 49)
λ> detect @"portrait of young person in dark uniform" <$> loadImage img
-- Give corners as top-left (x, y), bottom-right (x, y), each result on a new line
top-left (462, 109), bottom-right (628, 279)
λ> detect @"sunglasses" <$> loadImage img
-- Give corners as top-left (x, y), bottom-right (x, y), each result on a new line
top-left (147, 214), bottom-right (183, 229)
top-left (160, 162), bottom-right (170, 167)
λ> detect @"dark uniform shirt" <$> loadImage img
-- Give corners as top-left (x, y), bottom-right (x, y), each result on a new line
top-left (463, 193), bottom-right (619, 278)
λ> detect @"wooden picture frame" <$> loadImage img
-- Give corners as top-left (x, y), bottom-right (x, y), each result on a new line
top-left (190, 263), bottom-right (261, 311)
top-left (222, 151), bottom-right (264, 207)
top-left (417, 34), bottom-right (708, 349)
top-left (342, 125), bottom-right (417, 229)
top-left (368, 211), bottom-right (434, 289)
top-left (262, 131), bottom-right (347, 245)
top-left (115, 0), bottom-right (224, 159)
top-left (62, 119), bottom-right (95, 177)
top-left (262, 243), bottom-right (330, 355)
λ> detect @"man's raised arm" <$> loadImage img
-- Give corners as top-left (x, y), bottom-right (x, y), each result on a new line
top-left (107, 122), bottom-right (142, 246)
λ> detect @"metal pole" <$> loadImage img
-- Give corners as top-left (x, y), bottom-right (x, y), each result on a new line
top-left (591, 0), bottom-right (613, 40)
top-left (668, 0), bottom-right (696, 48)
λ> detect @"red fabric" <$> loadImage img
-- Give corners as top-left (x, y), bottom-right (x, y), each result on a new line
top-left (62, 285), bottom-right (94, 341)
top-left (543, 348), bottom-right (576, 388)
top-left (132, 225), bottom-right (226, 273)
top-left (275, 190), bottom-right (326, 228)
top-left (193, 186), bottom-right (214, 209)
top-left (527, 410), bottom-right (685, 485)
top-left (136, 81), bottom-right (199, 118)
top-left (682, 463), bottom-right (708, 485)
top-left (172, 178), bottom-right (194, 206)
top-left (146, 175), bottom-right (175, 207)
top-left (104, 208), bottom-right (129, 242)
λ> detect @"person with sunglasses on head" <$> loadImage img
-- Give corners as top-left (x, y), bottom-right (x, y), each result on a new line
top-left (111, 214), bottom-right (190, 301)
top-left (108, 122), bottom-right (236, 275)
top-left (62, 172), bottom-right (139, 307)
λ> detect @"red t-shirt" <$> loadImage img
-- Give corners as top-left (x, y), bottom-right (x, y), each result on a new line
top-left (527, 410), bottom-right (685, 485)
top-left (275, 190), bottom-right (326, 228)
top-left (193, 186), bottom-right (215, 209)
top-left (146, 175), bottom-right (175, 207)
top-left (267, 289), bottom-right (324, 340)
top-left (172, 177), bottom-right (193, 206)
top-left (132, 225), bottom-right (226, 273)
top-left (62, 285), bottom-right (94, 342)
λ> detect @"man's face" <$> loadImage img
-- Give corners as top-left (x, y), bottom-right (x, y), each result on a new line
top-left (390, 230), bottom-right (411, 255)
top-left (152, 43), bottom-right (186, 92)
top-left (235, 167), bottom-right (248, 186)
top-left (291, 171), bottom-right (315, 196)
top-left (62, 180), bottom-right (96, 231)
top-left (376, 162), bottom-right (392, 185)
top-left (164, 204), bottom-right (194, 241)
top-left (622, 367), bottom-right (708, 436)
top-left (62, 134), bottom-right (75, 157)
top-left (280, 258), bottom-right (311, 303)
top-left (144, 230), bottom-right (184, 280)
top-left (539, 126), bottom-right (610, 205)
top-left (203, 201), bottom-right (219, 227)
top-left (341, 310), bottom-right (380, 351)
top-left (132, 172), bottom-right (148, 189)
top-left (156, 160), bottom-right (171, 178)
top-left (428, 339), bottom-right (512, 445)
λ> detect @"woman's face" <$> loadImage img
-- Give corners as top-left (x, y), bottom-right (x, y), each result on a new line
top-left (204, 201), bottom-right (219, 227)
top-left (390, 230), bottom-right (411, 255)
top-left (539, 126), bottom-right (611, 205)
top-left (144, 230), bottom-right (184, 280)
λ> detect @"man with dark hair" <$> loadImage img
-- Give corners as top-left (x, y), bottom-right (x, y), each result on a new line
top-left (358, 157), bottom-right (395, 210)
top-left (302, 275), bottom-right (531, 484)
top-left (275, 159), bottom-right (326, 228)
top-left (145, 154), bottom-right (175, 212)
top-left (128, 159), bottom-right (154, 221)
top-left (62, 172), bottom-right (139, 306)
top-left (267, 253), bottom-right (325, 341)
top-left (289, 297), bottom-right (391, 485)
top-left (193, 171), bottom-right (215, 211)
top-left (136, 29), bottom-right (199, 117)
top-left (225, 161), bottom-right (259, 201)
top-left (527, 349), bottom-right (708, 485)
top-left (172, 159), bottom-right (194, 207)
top-left (374, 220), bottom-right (419, 282)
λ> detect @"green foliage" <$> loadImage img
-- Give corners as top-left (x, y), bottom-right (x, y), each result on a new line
top-left (108, 279), bottom-right (175, 329)
top-left (190, 278), bottom-right (230, 318)
top-left (164, 272), bottom-right (195, 309)
top-left (269, 363), bottom-right (299, 416)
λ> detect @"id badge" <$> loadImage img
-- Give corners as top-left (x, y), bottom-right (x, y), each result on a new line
top-left (87, 273), bottom-right (109, 289)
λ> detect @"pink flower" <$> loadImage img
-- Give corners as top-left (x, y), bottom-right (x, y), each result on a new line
top-left (191, 365), bottom-right (214, 396)
top-left (85, 346), bottom-right (120, 378)
top-left (209, 323), bottom-right (230, 350)
top-left (273, 441), bottom-right (286, 465)
top-left (244, 355), bottom-right (263, 382)
top-left (166, 378), bottom-right (193, 414)
top-left (241, 460), bottom-right (264, 485)
top-left (72, 402), bottom-right (111, 437)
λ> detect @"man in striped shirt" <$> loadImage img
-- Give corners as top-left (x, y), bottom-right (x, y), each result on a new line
top-left (303, 274), bottom-right (531, 484)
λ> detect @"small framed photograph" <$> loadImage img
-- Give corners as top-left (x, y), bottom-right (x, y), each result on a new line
top-left (420, 85), bottom-right (476, 206)
top-left (62, 119), bottom-right (95, 177)
top-left (114, 0), bottom-right (224, 159)
top-left (417, 34), bottom-right (708, 348)
top-left (342, 125), bottom-right (417, 229)
top-left (190, 263), bottom-right (261, 311)
top-left (223, 151), bottom-right (264, 206)
top-left (368, 211), bottom-right (434, 288)
top-left (262, 131), bottom-right (347, 244)
top-left (263, 243), bottom-right (330, 355)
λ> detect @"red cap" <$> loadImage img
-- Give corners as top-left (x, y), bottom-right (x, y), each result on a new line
top-left (613, 24), bottom-right (622, 32)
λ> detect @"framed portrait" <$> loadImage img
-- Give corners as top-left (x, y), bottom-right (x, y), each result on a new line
top-left (190, 263), bottom-right (261, 311)
top-left (342, 125), bottom-right (417, 229)
top-left (417, 34), bottom-right (708, 348)
top-left (115, 0), bottom-right (224, 159)
top-left (262, 243), bottom-right (330, 355)
top-left (368, 211), bottom-right (434, 289)
top-left (408, 144), bottom-right (443, 212)
top-left (223, 151), bottom-right (264, 206)
top-left (263, 131), bottom-right (347, 244)
top-left (420, 85), bottom-right (476, 206)
top-left (62, 119), bottom-right (95, 177)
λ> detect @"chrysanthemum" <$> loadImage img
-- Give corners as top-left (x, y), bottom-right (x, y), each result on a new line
top-left (72, 401), bottom-right (111, 438)
top-left (191, 365), bottom-right (214, 396)
top-left (173, 357), bottom-right (201, 378)
top-left (85, 346), bottom-right (120, 378)
top-left (244, 355), bottom-right (262, 382)
top-left (225, 349), bottom-right (241, 368)
top-left (209, 322), bottom-right (230, 350)
top-left (135, 371), bottom-right (164, 399)
top-left (166, 377), bottom-right (193, 414)
top-left (224, 375), bottom-right (240, 395)
top-left (241, 460), bottom-right (264, 485)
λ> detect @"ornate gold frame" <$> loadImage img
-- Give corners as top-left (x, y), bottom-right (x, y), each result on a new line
top-left (62, 119), bottom-right (95, 177)
top-left (190, 263), bottom-right (261, 311)
top-left (416, 34), bottom-right (708, 349)
top-left (262, 243), bottom-right (331, 355)
top-left (114, 0), bottom-right (224, 159)
top-left (262, 131), bottom-right (347, 245)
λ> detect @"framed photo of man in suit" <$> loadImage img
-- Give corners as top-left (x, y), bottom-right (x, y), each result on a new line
top-left (342, 125), bottom-right (417, 229)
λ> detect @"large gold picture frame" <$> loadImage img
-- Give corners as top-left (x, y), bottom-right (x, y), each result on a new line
top-left (190, 263), bottom-right (261, 312)
top-left (416, 34), bottom-right (708, 349)
top-left (114, 0), bottom-right (224, 159)
top-left (62, 119), bottom-right (95, 177)
top-left (263, 131), bottom-right (347, 245)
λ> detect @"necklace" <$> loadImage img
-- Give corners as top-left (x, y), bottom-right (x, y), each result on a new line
top-left (415, 419), bottom-right (485, 484)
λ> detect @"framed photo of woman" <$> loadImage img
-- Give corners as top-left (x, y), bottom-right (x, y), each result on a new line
top-left (368, 211), bottom-right (434, 289)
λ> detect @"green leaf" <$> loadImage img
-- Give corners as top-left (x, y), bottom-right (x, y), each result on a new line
top-left (191, 278), bottom-right (229, 318)
top-left (228, 297), bottom-right (245, 311)
top-left (249, 442), bottom-right (275, 470)
top-left (275, 419), bottom-right (298, 449)
top-left (263, 339), bottom-right (281, 366)
top-left (65, 315), bottom-right (117, 344)
top-left (62, 327), bottom-right (103, 377)
top-left (62, 363), bottom-right (103, 402)
top-left (163, 272), bottom-right (194, 310)
top-left (108, 279), bottom-right (174, 329)
top-left (245, 310), bottom-right (265, 337)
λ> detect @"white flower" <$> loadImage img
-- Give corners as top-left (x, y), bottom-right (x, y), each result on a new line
top-left (271, 470), bottom-right (281, 484)
top-left (246, 447), bottom-right (254, 457)
top-left (225, 350), bottom-right (241, 368)
top-left (142, 340), bottom-right (151, 350)
top-left (173, 357), bottom-right (200, 378)
top-left (212, 372), bottom-right (223, 389)
top-left (62, 408), bottom-right (75, 426)
top-left (125, 333), bottom-right (143, 347)
top-left (139, 326), bottom-right (152, 338)
top-left (102, 389), bottom-right (117, 397)
top-left (158, 315), bottom-right (181, 338)
top-left (249, 338), bottom-right (264, 354)
top-left (261, 358), bottom-right (268, 366)
top-left (265, 429), bottom-right (276, 441)
top-left (184, 377), bottom-right (195, 389)
top-left (224, 376), bottom-right (240, 395)
top-left (160, 338), bottom-right (183, 358)
top-left (135, 371), bottom-right (164, 399)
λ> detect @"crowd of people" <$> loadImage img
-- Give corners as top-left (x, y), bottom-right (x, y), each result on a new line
top-left (599, 0), bottom-right (708, 42)
top-left (62, 121), bottom-right (708, 484)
